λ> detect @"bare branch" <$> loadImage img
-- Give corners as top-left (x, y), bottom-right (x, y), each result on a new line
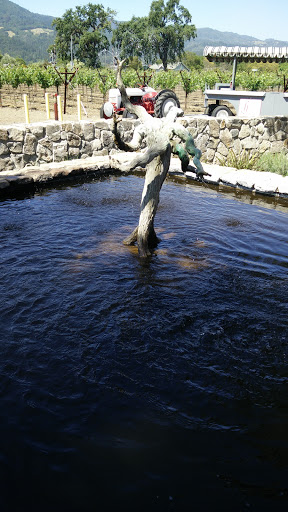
top-left (112, 60), bottom-right (204, 256)
top-left (115, 58), bottom-right (151, 122)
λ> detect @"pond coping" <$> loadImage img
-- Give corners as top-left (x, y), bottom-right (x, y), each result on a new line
top-left (0, 152), bottom-right (288, 201)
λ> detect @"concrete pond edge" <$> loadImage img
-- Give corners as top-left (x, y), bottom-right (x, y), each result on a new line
top-left (1, 152), bottom-right (288, 201)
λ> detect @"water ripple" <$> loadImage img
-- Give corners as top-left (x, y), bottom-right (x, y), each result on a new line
top-left (1, 175), bottom-right (288, 510)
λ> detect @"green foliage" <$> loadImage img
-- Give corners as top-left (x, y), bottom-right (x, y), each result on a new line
top-left (122, 69), bottom-right (139, 87)
top-left (52, 3), bottom-right (116, 68)
top-left (200, 70), bottom-right (218, 90)
top-left (75, 67), bottom-right (97, 88)
top-left (279, 62), bottom-right (288, 74)
top-left (0, 63), bottom-right (65, 90)
top-left (148, 0), bottom-right (196, 70)
top-left (0, 0), bottom-right (54, 31)
top-left (127, 56), bottom-right (144, 71)
top-left (217, 149), bottom-right (259, 170)
top-left (237, 71), bottom-right (263, 91)
top-left (0, 53), bottom-right (27, 67)
top-left (5, 65), bottom-right (26, 88)
top-left (0, 28), bottom-right (55, 63)
top-left (1, 53), bottom-right (17, 66)
top-left (97, 73), bottom-right (116, 95)
top-left (0, 0), bottom-right (55, 64)
top-left (153, 71), bottom-right (179, 89)
top-left (217, 149), bottom-right (288, 176)
top-left (112, 0), bottom-right (196, 71)
top-left (182, 52), bottom-right (204, 71)
top-left (22, 66), bottom-right (35, 87)
top-left (237, 61), bottom-right (279, 73)
top-left (0, 63), bottom-right (287, 96)
top-left (0, 67), bottom-right (4, 89)
top-left (179, 70), bottom-right (200, 95)
top-left (255, 152), bottom-right (288, 176)
top-left (235, 70), bottom-right (282, 91)
top-left (33, 67), bottom-right (55, 90)
top-left (73, 66), bottom-right (116, 94)
top-left (112, 16), bottom-right (151, 65)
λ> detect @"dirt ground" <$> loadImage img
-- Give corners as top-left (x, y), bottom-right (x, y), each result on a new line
top-left (0, 84), bottom-right (204, 126)
top-left (0, 105), bottom-right (100, 125)
top-left (0, 84), bottom-right (102, 125)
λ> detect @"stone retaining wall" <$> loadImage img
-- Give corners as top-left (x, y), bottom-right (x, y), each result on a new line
top-left (185, 116), bottom-right (288, 164)
top-left (0, 120), bottom-right (117, 172)
top-left (1, 116), bottom-right (288, 172)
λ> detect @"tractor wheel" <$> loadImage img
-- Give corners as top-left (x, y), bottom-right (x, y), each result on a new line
top-left (123, 109), bottom-right (137, 119)
top-left (154, 89), bottom-right (180, 118)
top-left (211, 105), bottom-right (233, 118)
top-left (204, 104), bottom-right (217, 116)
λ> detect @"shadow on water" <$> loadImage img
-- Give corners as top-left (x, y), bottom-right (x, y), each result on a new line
top-left (0, 174), bottom-right (288, 511)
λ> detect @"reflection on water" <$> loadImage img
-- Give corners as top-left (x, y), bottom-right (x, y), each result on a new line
top-left (0, 174), bottom-right (288, 511)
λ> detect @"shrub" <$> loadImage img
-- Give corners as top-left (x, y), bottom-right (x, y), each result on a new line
top-left (255, 152), bottom-right (288, 176)
top-left (217, 149), bottom-right (259, 170)
top-left (217, 149), bottom-right (288, 176)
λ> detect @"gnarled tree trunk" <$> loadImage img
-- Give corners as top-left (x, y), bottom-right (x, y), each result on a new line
top-left (112, 58), bottom-right (205, 258)
top-left (137, 145), bottom-right (171, 256)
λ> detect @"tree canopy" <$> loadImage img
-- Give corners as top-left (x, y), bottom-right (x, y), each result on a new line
top-left (182, 51), bottom-right (204, 71)
top-left (112, 0), bottom-right (196, 71)
top-left (112, 16), bottom-right (152, 65)
top-left (52, 3), bottom-right (115, 68)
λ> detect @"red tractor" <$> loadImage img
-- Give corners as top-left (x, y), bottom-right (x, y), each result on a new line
top-left (100, 85), bottom-right (180, 119)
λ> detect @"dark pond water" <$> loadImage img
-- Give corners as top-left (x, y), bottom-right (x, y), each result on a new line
top-left (1, 174), bottom-right (288, 512)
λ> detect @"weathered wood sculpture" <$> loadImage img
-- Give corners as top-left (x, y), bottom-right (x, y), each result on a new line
top-left (111, 59), bottom-right (206, 258)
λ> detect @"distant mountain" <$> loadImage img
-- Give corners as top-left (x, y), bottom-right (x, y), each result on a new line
top-left (0, 0), bottom-right (54, 29)
top-left (186, 27), bottom-right (288, 55)
top-left (1, 1), bottom-right (288, 64)
top-left (0, 0), bottom-right (55, 62)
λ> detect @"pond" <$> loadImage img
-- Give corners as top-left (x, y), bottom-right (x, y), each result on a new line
top-left (1, 174), bottom-right (288, 511)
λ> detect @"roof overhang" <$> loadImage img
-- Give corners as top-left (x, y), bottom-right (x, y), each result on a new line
top-left (203, 46), bottom-right (288, 63)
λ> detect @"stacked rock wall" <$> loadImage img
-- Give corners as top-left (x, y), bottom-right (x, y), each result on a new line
top-left (0, 120), bottom-right (116, 172)
top-left (184, 116), bottom-right (288, 164)
top-left (1, 116), bottom-right (288, 172)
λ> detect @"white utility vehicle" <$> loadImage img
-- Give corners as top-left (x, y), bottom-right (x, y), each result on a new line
top-left (203, 46), bottom-right (288, 118)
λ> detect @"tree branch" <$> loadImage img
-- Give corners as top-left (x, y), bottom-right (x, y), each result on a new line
top-left (115, 58), bottom-right (151, 122)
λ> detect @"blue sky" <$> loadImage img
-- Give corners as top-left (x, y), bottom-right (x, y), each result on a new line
top-left (15, 0), bottom-right (288, 42)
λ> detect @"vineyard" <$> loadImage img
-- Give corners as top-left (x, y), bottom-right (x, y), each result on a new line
top-left (0, 64), bottom-right (286, 93)
top-left (0, 64), bottom-right (287, 120)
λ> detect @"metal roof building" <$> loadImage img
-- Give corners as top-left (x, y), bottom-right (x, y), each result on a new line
top-left (203, 46), bottom-right (288, 63)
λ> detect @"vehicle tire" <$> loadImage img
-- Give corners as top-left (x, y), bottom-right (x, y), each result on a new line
top-left (211, 105), bottom-right (233, 118)
top-left (154, 89), bottom-right (180, 118)
top-left (123, 109), bottom-right (137, 119)
top-left (205, 104), bottom-right (217, 116)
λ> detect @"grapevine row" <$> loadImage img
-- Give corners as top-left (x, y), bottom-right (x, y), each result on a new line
top-left (0, 64), bottom-right (286, 94)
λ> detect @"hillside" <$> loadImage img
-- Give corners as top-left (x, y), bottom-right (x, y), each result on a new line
top-left (0, 0), bottom-right (54, 29)
top-left (0, 0), bottom-right (55, 62)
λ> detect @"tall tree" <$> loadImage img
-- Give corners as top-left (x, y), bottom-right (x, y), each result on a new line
top-left (112, 16), bottom-right (151, 65)
top-left (52, 3), bottom-right (115, 68)
top-left (112, 0), bottom-right (196, 71)
top-left (149, 0), bottom-right (196, 71)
